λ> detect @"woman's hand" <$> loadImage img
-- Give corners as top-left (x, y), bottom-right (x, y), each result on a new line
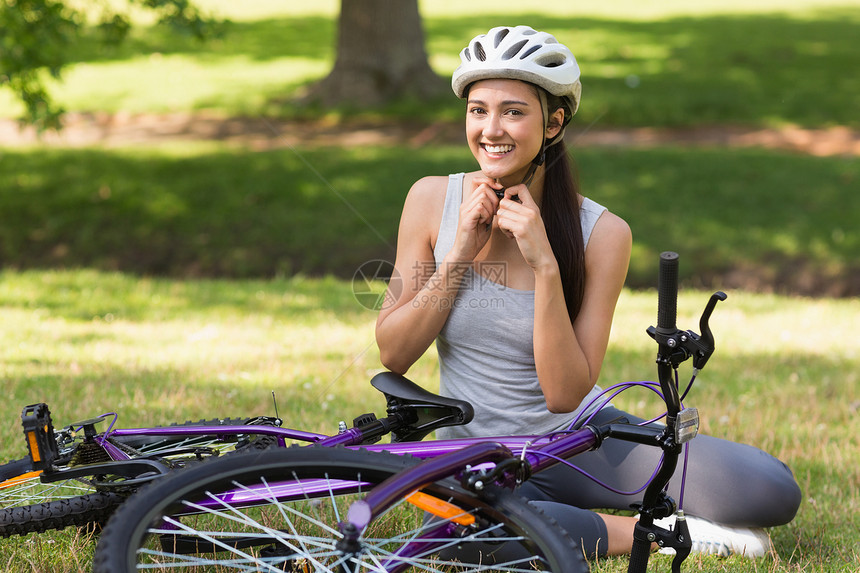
top-left (496, 184), bottom-right (557, 272)
top-left (449, 176), bottom-right (502, 263)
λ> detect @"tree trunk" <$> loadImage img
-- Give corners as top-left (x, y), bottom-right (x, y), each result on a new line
top-left (307, 0), bottom-right (446, 107)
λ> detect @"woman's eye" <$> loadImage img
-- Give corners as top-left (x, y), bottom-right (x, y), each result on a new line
top-left (506, 109), bottom-right (524, 116)
top-left (469, 107), bottom-right (486, 115)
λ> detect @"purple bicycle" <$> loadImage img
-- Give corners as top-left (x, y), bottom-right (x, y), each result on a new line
top-left (86, 252), bottom-right (726, 572)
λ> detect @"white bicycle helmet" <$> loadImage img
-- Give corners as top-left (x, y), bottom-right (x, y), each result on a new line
top-left (452, 25), bottom-right (581, 117)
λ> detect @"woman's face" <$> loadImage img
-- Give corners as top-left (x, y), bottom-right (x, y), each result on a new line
top-left (465, 79), bottom-right (548, 185)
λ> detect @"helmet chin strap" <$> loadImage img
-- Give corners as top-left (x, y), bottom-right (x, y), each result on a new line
top-left (493, 138), bottom-right (542, 200)
top-left (517, 89), bottom-right (549, 191)
top-left (493, 158), bottom-right (541, 198)
top-left (519, 156), bottom-right (542, 190)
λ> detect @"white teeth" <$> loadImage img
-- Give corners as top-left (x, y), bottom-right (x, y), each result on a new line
top-left (484, 144), bottom-right (513, 154)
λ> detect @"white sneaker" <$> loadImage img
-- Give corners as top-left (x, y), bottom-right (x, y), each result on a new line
top-left (653, 515), bottom-right (772, 558)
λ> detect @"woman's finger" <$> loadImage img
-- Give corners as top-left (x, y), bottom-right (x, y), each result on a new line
top-left (505, 183), bottom-right (536, 208)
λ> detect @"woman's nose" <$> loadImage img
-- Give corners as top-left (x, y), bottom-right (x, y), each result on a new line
top-left (483, 113), bottom-right (504, 138)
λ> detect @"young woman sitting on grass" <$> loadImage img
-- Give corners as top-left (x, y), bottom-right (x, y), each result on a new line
top-left (375, 25), bottom-right (801, 558)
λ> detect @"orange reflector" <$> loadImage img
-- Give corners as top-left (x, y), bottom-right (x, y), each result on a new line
top-left (0, 471), bottom-right (42, 490)
top-left (406, 491), bottom-right (475, 526)
top-left (26, 431), bottom-right (41, 463)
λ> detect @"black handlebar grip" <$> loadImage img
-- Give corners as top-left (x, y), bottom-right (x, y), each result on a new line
top-left (627, 538), bottom-right (652, 573)
top-left (657, 251), bottom-right (679, 331)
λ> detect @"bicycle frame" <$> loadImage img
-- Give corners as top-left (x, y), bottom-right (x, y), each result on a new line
top-left (35, 419), bottom-right (565, 485)
top-left (125, 426), bottom-right (628, 573)
top-left (20, 251), bottom-right (725, 573)
top-left (135, 408), bottom-right (675, 573)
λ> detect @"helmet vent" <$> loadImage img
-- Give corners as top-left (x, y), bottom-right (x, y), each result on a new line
top-left (537, 54), bottom-right (565, 68)
top-left (493, 28), bottom-right (509, 47)
top-left (502, 40), bottom-right (528, 60)
top-left (452, 26), bottom-right (581, 115)
top-left (475, 42), bottom-right (486, 61)
top-left (519, 45), bottom-right (541, 60)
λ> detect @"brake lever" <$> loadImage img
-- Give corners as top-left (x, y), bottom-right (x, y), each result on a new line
top-left (647, 290), bottom-right (727, 371)
top-left (668, 514), bottom-right (692, 573)
top-left (690, 291), bottom-right (727, 370)
top-left (633, 511), bottom-right (692, 573)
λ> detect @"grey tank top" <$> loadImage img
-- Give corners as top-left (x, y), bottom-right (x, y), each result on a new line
top-left (433, 172), bottom-right (607, 439)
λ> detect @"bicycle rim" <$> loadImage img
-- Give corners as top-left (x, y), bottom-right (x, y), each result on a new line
top-left (94, 447), bottom-right (585, 572)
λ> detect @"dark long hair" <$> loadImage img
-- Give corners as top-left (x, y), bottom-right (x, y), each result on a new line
top-left (540, 99), bottom-right (585, 323)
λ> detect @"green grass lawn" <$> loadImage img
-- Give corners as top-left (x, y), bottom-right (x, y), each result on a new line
top-left (0, 2), bottom-right (857, 570)
top-left (1, 0), bottom-right (858, 128)
top-left (0, 270), bottom-right (857, 571)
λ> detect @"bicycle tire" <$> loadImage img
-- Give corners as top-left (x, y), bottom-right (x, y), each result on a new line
top-left (93, 446), bottom-right (586, 572)
top-left (0, 416), bottom-right (274, 538)
top-left (0, 491), bottom-right (125, 538)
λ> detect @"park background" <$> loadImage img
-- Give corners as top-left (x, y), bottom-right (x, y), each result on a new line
top-left (0, 0), bottom-right (858, 570)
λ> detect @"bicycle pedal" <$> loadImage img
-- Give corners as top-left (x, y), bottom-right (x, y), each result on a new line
top-left (21, 403), bottom-right (60, 471)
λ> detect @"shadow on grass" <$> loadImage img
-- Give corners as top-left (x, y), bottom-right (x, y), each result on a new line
top-left (1, 144), bottom-right (857, 295)
top-left (62, 8), bottom-right (860, 128)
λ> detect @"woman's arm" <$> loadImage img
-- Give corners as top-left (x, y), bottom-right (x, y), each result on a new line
top-left (375, 175), bottom-right (502, 374)
top-left (533, 212), bottom-right (631, 412)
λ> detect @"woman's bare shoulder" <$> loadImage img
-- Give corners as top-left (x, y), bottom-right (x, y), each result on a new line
top-left (403, 175), bottom-right (457, 221)
top-left (587, 209), bottom-right (632, 270)
top-left (406, 171), bottom-right (477, 205)
top-left (406, 175), bottom-right (450, 206)
top-left (594, 209), bottom-right (632, 242)
top-left (398, 175), bottom-right (454, 247)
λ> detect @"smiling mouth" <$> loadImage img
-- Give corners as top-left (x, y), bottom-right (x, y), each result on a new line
top-left (481, 143), bottom-right (514, 155)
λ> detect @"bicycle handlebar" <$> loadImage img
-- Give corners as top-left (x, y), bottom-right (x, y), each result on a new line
top-left (629, 251), bottom-right (727, 573)
top-left (657, 251), bottom-right (679, 332)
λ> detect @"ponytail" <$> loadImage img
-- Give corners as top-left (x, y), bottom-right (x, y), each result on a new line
top-left (541, 139), bottom-right (585, 323)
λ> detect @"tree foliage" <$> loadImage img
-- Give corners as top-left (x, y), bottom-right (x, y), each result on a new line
top-left (0, 0), bottom-right (221, 130)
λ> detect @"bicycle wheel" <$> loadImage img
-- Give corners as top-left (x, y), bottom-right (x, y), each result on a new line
top-left (93, 446), bottom-right (586, 572)
top-left (0, 416), bottom-right (275, 538)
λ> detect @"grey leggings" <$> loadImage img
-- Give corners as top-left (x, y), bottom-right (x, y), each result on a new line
top-left (517, 407), bottom-right (802, 556)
